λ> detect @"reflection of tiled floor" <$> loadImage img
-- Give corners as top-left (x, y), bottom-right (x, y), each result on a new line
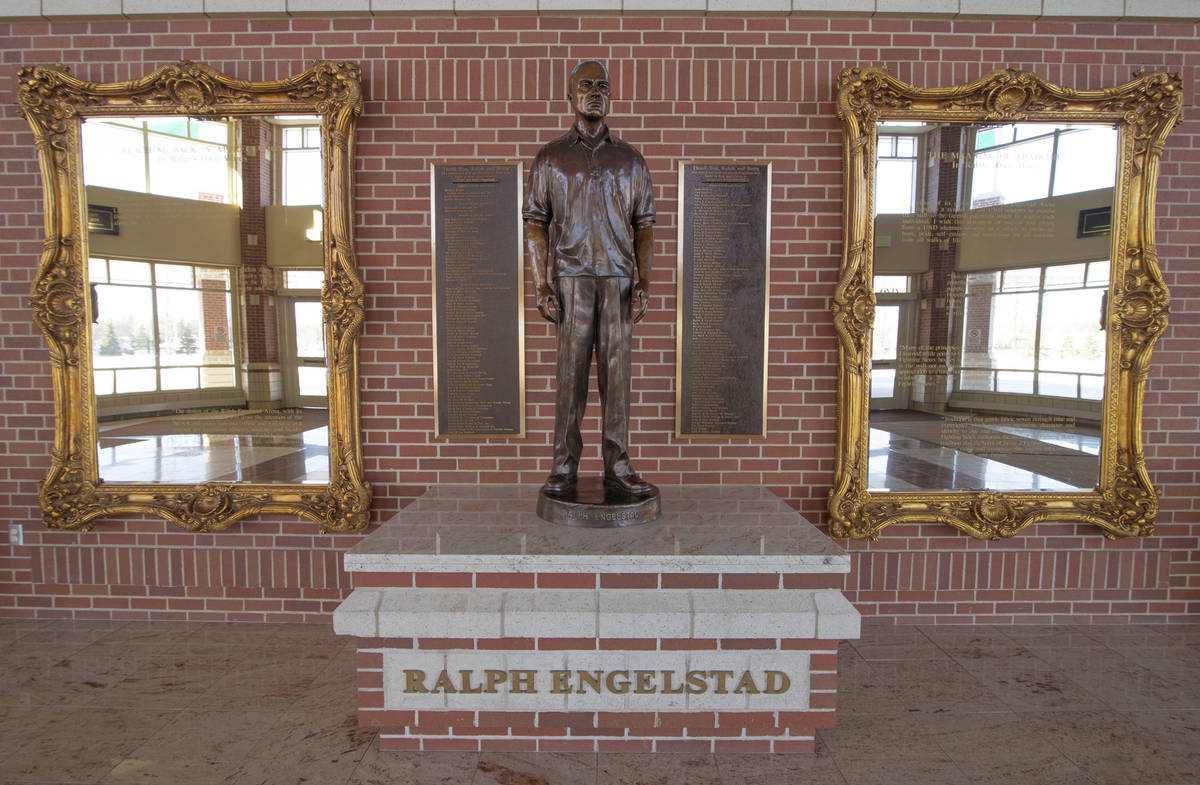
top-left (96, 410), bottom-right (329, 484)
top-left (3, 618), bottom-right (1196, 783)
top-left (869, 411), bottom-right (1101, 492)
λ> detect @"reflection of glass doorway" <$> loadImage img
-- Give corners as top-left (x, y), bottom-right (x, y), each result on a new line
top-left (870, 301), bottom-right (914, 410)
top-left (281, 297), bottom-right (327, 407)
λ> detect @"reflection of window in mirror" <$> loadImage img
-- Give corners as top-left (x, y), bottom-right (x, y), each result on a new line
top-left (958, 260), bottom-right (1109, 403)
top-left (275, 117), bottom-right (323, 206)
top-left (277, 268), bottom-right (328, 406)
top-left (82, 117), bottom-right (237, 204)
top-left (281, 269), bottom-right (324, 291)
top-left (969, 124), bottom-right (1118, 208)
top-left (89, 257), bottom-right (238, 397)
top-left (869, 275), bottom-right (915, 407)
top-left (868, 120), bottom-right (1114, 495)
top-left (875, 129), bottom-right (922, 215)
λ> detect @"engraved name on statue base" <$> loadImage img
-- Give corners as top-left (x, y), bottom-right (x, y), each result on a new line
top-left (333, 485), bottom-right (860, 754)
top-left (536, 476), bottom-right (661, 527)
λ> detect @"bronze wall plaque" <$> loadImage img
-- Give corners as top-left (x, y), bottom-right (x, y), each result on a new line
top-left (676, 161), bottom-right (771, 438)
top-left (432, 162), bottom-right (525, 438)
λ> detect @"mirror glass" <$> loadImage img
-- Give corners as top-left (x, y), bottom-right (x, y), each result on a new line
top-left (83, 115), bottom-right (329, 484)
top-left (868, 121), bottom-right (1116, 493)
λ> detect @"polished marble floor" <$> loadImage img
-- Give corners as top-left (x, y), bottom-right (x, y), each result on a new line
top-left (1, 618), bottom-right (1197, 784)
top-left (96, 408), bottom-right (329, 484)
top-left (869, 410), bottom-right (1102, 492)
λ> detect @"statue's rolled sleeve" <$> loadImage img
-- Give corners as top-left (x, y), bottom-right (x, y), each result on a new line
top-left (522, 153), bottom-right (551, 226)
top-left (632, 160), bottom-right (656, 230)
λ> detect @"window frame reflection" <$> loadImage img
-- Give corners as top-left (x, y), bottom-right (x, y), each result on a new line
top-left (831, 66), bottom-right (1181, 540)
top-left (89, 257), bottom-right (239, 397)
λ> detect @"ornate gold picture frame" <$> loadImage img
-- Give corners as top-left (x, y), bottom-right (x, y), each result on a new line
top-left (829, 67), bottom-right (1181, 540)
top-left (18, 61), bottom-right (371, 532)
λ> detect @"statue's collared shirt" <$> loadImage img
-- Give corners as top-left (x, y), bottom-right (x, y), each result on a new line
top-left (523, 124), bottom-right (656, 279)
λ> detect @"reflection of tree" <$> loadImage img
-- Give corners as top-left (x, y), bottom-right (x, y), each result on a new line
top-left (178, 322), bottom-right (198, 354)
top-left (133, 324), bottom-right (152, 353)
top-left (98, 323), bottom-right (122, 356)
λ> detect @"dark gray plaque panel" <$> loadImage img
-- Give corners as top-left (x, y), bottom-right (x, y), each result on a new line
top-left (432, 162), bottom-right (524, 437)
top-left (677, 162), bottom-right (771, 437)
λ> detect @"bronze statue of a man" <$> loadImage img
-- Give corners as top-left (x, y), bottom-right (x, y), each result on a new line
top-left (523, 60), bottom-right (655, 498)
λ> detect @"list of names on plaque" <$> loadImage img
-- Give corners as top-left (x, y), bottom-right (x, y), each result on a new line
top-left (677, 162), bottom-right (770, 437)
top-left (433, 163), bottom-right (523, 437)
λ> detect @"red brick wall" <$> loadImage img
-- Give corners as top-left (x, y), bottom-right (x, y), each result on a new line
top-left (1, 15), bottom-right (1197, 623)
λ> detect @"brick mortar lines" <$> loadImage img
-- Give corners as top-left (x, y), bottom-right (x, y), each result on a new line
top-left (0, 16), bottom-right (1197, 623)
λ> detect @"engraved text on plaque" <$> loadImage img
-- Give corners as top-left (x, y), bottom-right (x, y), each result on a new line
top-left (432, 162), bottom-right (524, 437)
top-left (677, 161), bottom-right (771, 437)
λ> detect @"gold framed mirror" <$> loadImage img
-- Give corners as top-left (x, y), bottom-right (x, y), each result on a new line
top-left (830, 67), bottom-right (1181, 540)
top-left (18, 61), bottom-right (371, 532)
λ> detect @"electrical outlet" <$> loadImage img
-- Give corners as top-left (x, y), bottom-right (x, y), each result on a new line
top-left (8, 523), bottom-right (22, 546)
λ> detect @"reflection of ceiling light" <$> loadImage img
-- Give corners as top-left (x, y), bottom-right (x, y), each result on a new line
top-left (305, 209), bottom-right (322, 242)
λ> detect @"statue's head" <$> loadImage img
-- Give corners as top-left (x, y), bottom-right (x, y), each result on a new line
top-left (568, 60), bottom-right (610, 122)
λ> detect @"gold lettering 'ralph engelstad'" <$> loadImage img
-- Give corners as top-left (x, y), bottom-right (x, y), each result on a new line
top-left (400, 668), bottom-right (791, 695)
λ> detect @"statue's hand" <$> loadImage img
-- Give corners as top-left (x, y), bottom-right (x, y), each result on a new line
top-left (632, 281), bottom-right (649, 324)
top-left (536, 283), bottom-right (560, 324)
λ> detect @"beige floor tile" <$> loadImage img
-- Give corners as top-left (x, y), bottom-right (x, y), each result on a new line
top-left (1, 619), bottom-right (128, 651)
top-left (907, 708), bottom-right (1022, 738)
top-left (1080, 624), bottom-right (1173, 646)
top-left (995, 624), bottom-right (1091, 643)
top-left (1144, 625), bottom-right (1200, 645)
top-left (826, 739), bottom-right (969, 785)
top-left (225, 706), bottom-right (375, 785)
top-left (718, 750), bottom-right (848, 783)
top-left (189, 657), bottom-right (331, 710)
top-left (917, 624), bottom-right (1016, 648)
top-left (1027, 709), bottom-right (1199, 784)
top-left (817, 713), bottom-right (931, 755)
top-left (969, 757), bottom-right (1095, 785)
top-left (858, 619), bottom-right (937, 645)
top-left (940, 642), bottom-right (1038, 663)
top-left (3, 647), bottom-right (144, 709)
top-left (866, 659), bottom-right (1011, 716)
top-left (474, 751), bottom-right (597, 785)
top-left (0, 707), bottom-right (176, 783)
top-left (964, 662), bottom-right (1107, 712)
top-left (90, 655), bottom-right (232, 709)
top-left (3, 619), bottom-right (1199, 784)
top-left (851, 636), bottom-right (953, 662)
top-left (832, 674), bottom-right (910, 718)
top-left (1026, 642), bottom-right (1129, 669)
top-left (347, 746), bottom-right (481, 785)
top-left (597, 753), bottom-right (720, 784)
top-left (99, 709), bottom-right (278, 785)
top-left (286, 668), bottom-right (361, 718)
top-left (929, 712), bottom-right (1090, 784)
top-left (96, 620), bottom-right (283, 649)
top-left (1067, 662), bottom-right (1198, 710)
top-left (1122, 708), bottom-right (1200, 752)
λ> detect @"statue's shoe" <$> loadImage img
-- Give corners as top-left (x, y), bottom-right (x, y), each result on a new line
top-left (604, 472), bottom-right (653, 497)
top-left (542, 473), bottom-right (577, 496)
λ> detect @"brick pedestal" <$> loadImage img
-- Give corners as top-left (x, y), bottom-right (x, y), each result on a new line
top-left (333, 485), bottom-right (860, 753)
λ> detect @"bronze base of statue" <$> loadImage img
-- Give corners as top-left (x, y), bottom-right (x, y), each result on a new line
top-left (536, 476), bottom-right (660, 528)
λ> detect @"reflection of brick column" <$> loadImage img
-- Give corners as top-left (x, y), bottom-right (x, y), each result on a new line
top-left (961, 274), bottom-right (997, 391)
top-left (912, 126), bottom-right (963, 413)
top-left (238, 119), bottom-right (281, 409)
top-left (200, 280), bottom-right (230, 352)
top-left (199, 278), bottom-right (234, 388)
